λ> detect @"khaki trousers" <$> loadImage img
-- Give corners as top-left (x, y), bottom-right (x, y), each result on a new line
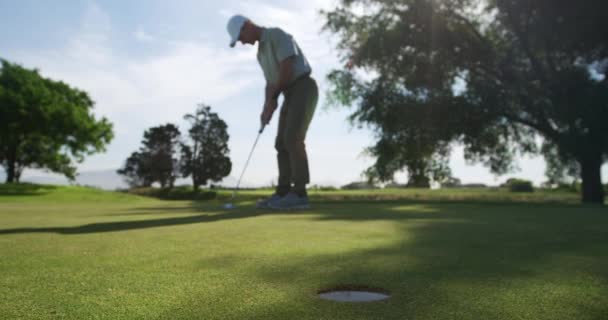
top-left (275, 76), bottom-right (318, 194)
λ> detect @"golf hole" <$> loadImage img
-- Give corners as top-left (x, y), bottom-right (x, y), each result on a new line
top-left (318, 285), bottom-right (390, 302)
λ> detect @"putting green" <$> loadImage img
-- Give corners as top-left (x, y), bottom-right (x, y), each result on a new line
top-left (1, 185), bottom-right (607, 319)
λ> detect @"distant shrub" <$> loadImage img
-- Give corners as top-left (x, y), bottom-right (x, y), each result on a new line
top-left (384, 183), bottom-right (408, 189)
top-left (539, 181), bottom-right (585, 193)
top-left (441, 177), bottom-right (462, 188)
top-left (554, 183), bottom-right (580, 193)
top-left (504, 179), bottom-right (534, 193)
top-left (341, 182), bottom-right (378, 190)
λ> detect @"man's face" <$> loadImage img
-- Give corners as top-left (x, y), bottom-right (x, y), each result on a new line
top-left (238, 22), bottom-right (256, 45)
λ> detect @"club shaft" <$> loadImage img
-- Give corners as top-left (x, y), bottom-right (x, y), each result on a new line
top-left (232, 130), bottom-right (263, 199)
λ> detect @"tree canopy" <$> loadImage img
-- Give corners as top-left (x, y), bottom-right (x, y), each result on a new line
top-left (120, 124), bottom-right (182, 188)
top-left (323, 0), bottom-right (608, 203)
top-left (181, 104), bottom-right (232, 191)
top-left (118, 105), bottom-right (231, 190)
top-left (0, 59), bottom-right (113, 183)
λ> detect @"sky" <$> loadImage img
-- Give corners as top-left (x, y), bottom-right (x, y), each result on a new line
top-left (1, 0), bottom-right (605, 188)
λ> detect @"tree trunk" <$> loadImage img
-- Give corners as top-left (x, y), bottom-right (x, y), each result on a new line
top-left (192, 174), bottom-right (200, 192)
top-left (15, 164), bottom-right (23, 183)
top-left (407, 172), bottom-right (431, 188)
top-left (579, 153), bottom-right (605, 204)
top-left (6, 161), bottom-right (15, 183)
top-left (5, 145), bottom-right (18, 183)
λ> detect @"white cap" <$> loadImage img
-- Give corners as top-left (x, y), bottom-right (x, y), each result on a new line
top-left (227, 15), bottom-right (248, 48)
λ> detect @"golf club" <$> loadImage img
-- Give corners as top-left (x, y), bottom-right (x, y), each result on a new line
top-left (223, 123), bottom-right (266, 209)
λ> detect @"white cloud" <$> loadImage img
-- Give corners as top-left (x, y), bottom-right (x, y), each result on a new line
top-left (15, 2), bottom-right (260, 122)
top-left (8, 1), bottom-right (265, 173)
top-left (134, 26), bottom-right (155, 42)
top-left (70, 1), bottom-right (113, 65)
top-left (126, 42), bottom-right (257, 108)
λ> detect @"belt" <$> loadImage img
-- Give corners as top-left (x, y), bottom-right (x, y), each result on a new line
top-left (285, 72), bottom-right (311, 91)
top-left (274, 73), bottom-right (311, 99)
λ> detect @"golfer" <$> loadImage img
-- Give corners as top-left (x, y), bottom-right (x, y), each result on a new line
top-left (227, 15), bottom-right (318, 210)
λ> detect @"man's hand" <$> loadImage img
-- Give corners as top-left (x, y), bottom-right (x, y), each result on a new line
top-left (260, 98), bottom-right (278, 126)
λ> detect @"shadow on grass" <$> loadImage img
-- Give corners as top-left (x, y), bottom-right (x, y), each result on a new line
top-left (0, 199), bottom-right (606, 236)
top-left (0, 207), bottom-right (261, 234)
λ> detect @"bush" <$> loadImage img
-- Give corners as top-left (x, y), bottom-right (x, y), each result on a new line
top-left (341, 181), bottom-right (378, 190)
top-left (384, 183), bottom-right (408, 189)
top-left (504, 179), bottom-right (534, 193)
top-left (441, 177), bottom-right (462, 188)
top-left (554, 182), bottom-right (580, 193)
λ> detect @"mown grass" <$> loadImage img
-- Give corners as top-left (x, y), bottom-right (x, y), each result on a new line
top-left (1, 184), bottom-right (606, 319)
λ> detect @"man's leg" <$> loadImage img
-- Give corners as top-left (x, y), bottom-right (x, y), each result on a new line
top-left (274, 105), bottom-right (291, 196)
top-left (283, 77), bottom-right (318, 196)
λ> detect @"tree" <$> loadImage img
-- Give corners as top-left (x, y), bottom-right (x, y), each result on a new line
top-left (116, 152), bottom-right (153, 188)
top-left (323, 0), bottom-right (608, 203)
top-left (362, 132), bottom-right (453, 188)
top-left (118, 124), bottom-right (182, 189)
top-left (140, 124), bottom-right (182, 188)
top-left (181, 104), bottom-right (232, 191)
top-left (0, 59), bottom-right (113, 183)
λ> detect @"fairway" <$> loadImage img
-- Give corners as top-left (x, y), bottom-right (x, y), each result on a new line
top-left (1, 186), bottom-right (607, 319)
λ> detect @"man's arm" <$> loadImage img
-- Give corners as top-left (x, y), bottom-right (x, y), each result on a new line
top-left (265, 82), bottom-right (275, 105)
top-left (271, 56), bottom-right (295, 100)
top-left (261, 56), bottom-right (295, 125)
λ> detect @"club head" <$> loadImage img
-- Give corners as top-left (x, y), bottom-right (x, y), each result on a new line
top-left (223, 203), bottom-right (235, 209)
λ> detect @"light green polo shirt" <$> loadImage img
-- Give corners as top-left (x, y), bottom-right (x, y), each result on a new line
top-left (257, 27), bottom-right (312, 86)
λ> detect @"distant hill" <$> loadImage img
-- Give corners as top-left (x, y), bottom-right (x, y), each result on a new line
top-left (12, 169), bottom-right (129, 190)
top-left (0, 183), bottom-right (147, 203)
